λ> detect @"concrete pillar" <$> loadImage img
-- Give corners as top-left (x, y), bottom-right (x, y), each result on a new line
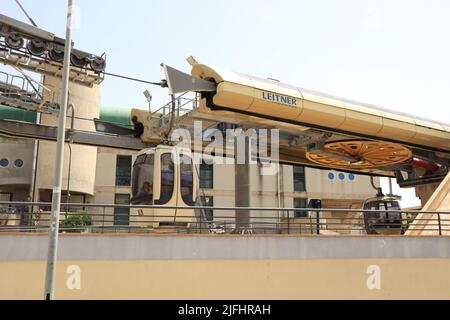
top-left (415, 182), bottom-right (442, 207)
top-left (34, 75), bottom-right (101, 201)
top-left (234, 134), bottom-right (250, 229)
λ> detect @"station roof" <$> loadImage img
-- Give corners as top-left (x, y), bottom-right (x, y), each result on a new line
top-left (99, 107), bottom-right (132, 128)
top-left (0, 104), bottom-right (133, 128)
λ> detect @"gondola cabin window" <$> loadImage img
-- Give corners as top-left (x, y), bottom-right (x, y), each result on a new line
top-left (155, 153), bottom-right (174, 205)
top-left (131, 154), bottom-right (154, 205)
top-left (180, 154), bottom-right (195, 206)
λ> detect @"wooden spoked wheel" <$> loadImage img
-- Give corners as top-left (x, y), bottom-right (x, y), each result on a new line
top-left (306, 140), bottom-right (412, 169)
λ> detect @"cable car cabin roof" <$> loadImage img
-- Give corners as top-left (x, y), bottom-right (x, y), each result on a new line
top-left (364, 195), bottom-right (402, 204)
top-left (136, 145), bottom-right (193, 157)
top-left (191, 64), bottom-right (450, 153)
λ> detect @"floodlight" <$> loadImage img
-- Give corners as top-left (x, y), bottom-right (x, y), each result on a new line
top-left (143, 90), bottom-right (152, 102)
top-left (186, 55), bottom-right (198, 66)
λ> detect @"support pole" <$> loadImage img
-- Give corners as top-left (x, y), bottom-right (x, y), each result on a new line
top-left (43, 0), bottom-right (73, 300)
top-left (28, 112), bottom-right (41, 226)
top-left (235, 134), bottom-right (251, 231)
top-left (388, 177), bottom-right (393, 195)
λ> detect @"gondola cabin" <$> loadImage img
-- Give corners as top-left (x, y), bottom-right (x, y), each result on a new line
top-left (362, 195), bottom-right (404, 235)
top-left (130, 145), bottom-right (197, 228)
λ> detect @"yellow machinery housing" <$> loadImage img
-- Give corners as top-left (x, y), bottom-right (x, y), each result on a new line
top-left (191, 64), bottom-right (450, 154)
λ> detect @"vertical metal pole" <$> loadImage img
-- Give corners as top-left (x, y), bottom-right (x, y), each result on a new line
top-left (43, 0), bottom-right (73, 300)
top-left (287, 210), bottom-right (290, 234)
top-left (65, 143), bottom-right (72, 220)
top-left (29, 112), bottom-right (41, 226)
top-left (438, 213), bottom-right (442, 236)
top-left (316, 210), bottom-right (320, 235)
top-left (199, 208), bottom-right (203, 234)
top-left (102, 206), bottom-right (105, 233)
top-left (276, 163), bottom-right (281, 231)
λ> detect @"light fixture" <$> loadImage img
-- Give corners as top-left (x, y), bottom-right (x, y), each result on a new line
top-left (143, 90), bottom-right (152, 102)
top-left (186, 55), bottom-right (198, 66)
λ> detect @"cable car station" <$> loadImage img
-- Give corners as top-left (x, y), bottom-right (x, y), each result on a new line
top-left (0, 8), bottom-right (450, 300)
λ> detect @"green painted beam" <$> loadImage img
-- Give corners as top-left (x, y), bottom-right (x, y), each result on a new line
top-left (0, 104), bottom-right (37, 123)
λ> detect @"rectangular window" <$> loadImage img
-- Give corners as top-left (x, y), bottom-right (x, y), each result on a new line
top-left (116, 155), bottom-right (132, 186)
top-left (200, 196), bottom-right (214, 221)
top-left (61, 193), bottom-right (86, 212)
top-left (200, 161), bottom-right (214, 189)
top-left (114, 193), bottom-right (130, 226)
top-left (294, 198), bottom-right (308, 218)
top-left (293, 165), bottom-right (306, 192)
top-left (0, 192), bottom-right (12, 211)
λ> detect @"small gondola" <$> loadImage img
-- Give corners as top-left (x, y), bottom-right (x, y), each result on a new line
top-left (362, 177), bottom-right (404, 235)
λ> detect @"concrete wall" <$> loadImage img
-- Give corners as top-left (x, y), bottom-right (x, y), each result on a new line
top-left (415, 181), bottom-right (442, 207)
top-left (0, 137), bottom-right (34, 187)
top-left (0, 234), bottom-right (449, 299)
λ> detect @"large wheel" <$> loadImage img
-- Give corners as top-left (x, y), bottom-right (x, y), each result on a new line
top-left (90, 57), bottom-right (106, 73)
top-left (70, 52), bottom-right (88, 68)
top-left (27, 39), bottom-right (47, 56)
top-left (49, 45), bottom-right (65, 62)
top-left (306, 140), bottom-right (412, 169)
top-left (6, 33), bottom-right (24, 50)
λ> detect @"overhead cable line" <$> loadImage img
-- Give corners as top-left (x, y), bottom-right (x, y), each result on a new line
top-left (103, 71), bottom-right (167, 88)
top-left (14, 0), bottom-right (38, 27)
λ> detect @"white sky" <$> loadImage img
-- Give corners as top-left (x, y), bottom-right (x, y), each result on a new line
top-left (3, 0), bottom-right (450, 207)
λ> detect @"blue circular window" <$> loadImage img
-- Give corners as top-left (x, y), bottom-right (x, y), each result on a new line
top-left (348, 173), bottom-right (355, 181)
top-left (338, 173), bottom-right (345, 181)
top-left (14, 159), bottom-right (24, 168)
top-left (0, 158), bottom-right (9, 168)
top-left (328, 172), bottom-right (335, 180)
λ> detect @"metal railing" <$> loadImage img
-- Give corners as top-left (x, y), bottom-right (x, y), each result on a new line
top-left (0, 69), bottom-right (60, 112)
top-left (0, 201), bottom-right (449, 235)
top-left (152, 92), bottom-right (198, 117)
